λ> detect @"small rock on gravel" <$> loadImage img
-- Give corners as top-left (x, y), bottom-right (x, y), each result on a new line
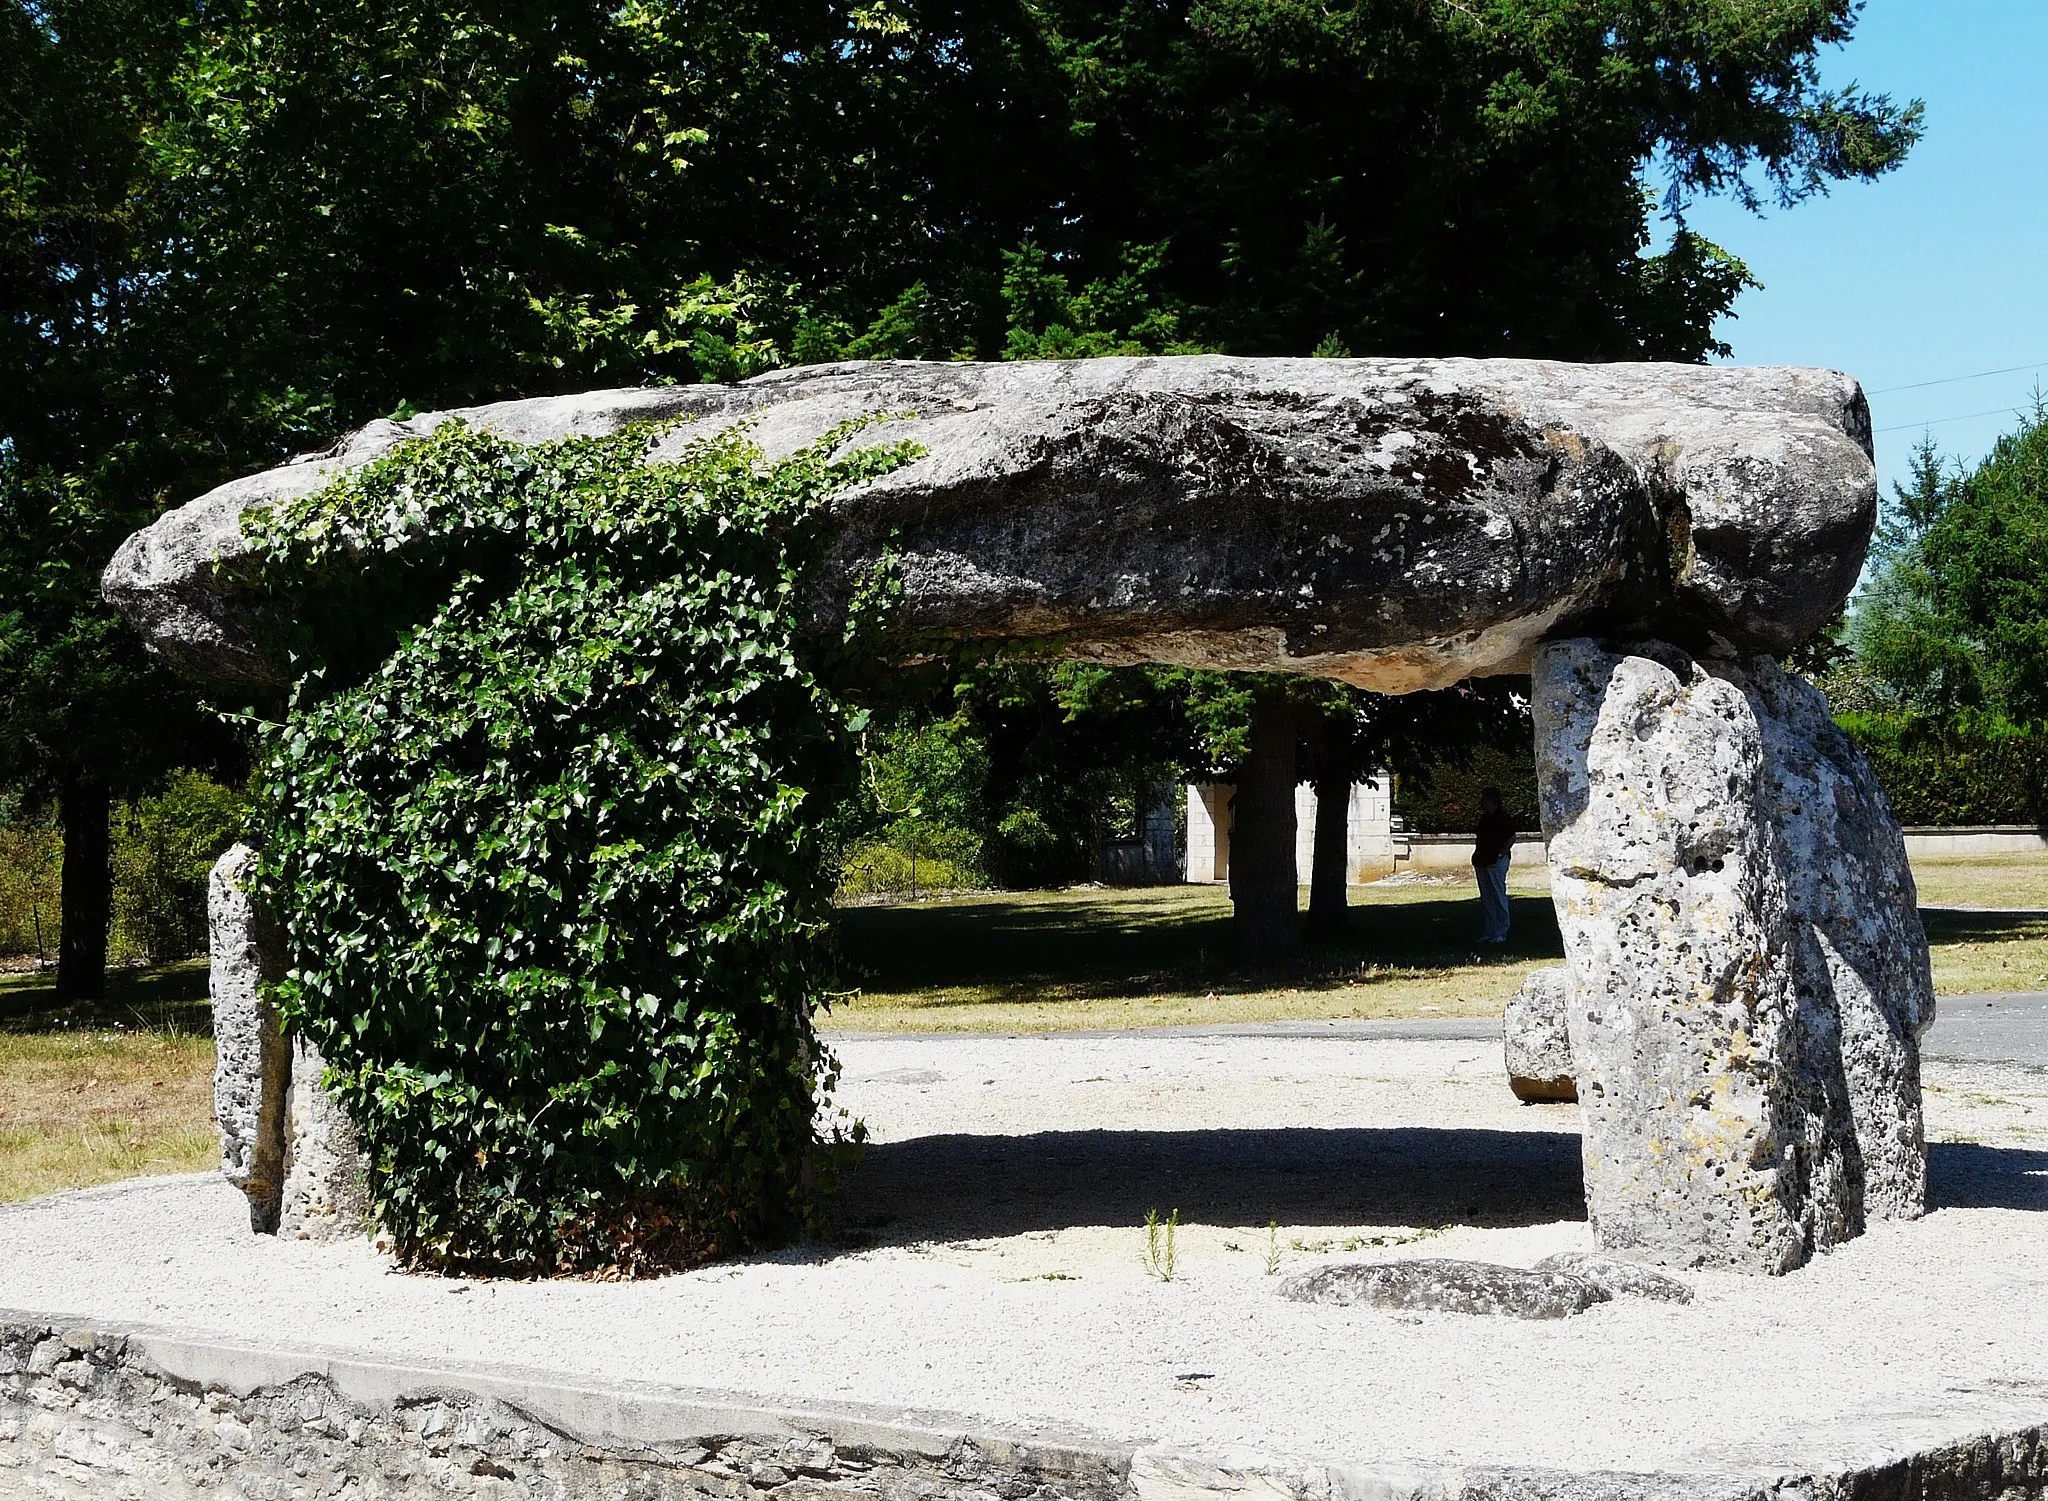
top-left (1278, 1258), bottom-right (1610, 1320)
top-left (1535, 1252), bottom-right (1694, 1304)
top-left (1503, 966), bottom-right (1577, 1104)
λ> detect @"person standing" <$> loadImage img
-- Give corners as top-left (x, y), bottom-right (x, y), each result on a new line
top-left (1472, 787), bottom-right (1515, 944)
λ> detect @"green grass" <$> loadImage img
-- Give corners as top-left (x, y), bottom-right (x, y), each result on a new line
top-left (829, 881), bottom-right (1560, 1031)
top-left (0, 957), bottom-right (211, 1034)
top-left (830, 862), bottom-right (2048, 1032)
top-left (1921, 908), bottom-right (2048, 994)
top-left (1910, 853), bottom-right (2048, 911)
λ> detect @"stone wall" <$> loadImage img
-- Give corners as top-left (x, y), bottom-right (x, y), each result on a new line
top-left (0, 1321), bottom-right (1131, 1501)
top-left (3, 1318), bottom-right (2045, 1501)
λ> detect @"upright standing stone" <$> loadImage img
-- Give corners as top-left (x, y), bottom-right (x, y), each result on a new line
top-left (1503, 966), bottom-right (1578, 1103)
top-left (1534, 640), bottom-right (1929, 1274)
top-left (1747, 656), bottom-right (1934, 1220)
top-left (207, 843), bottom-right (288, 1233)
top-left (279, 1042), bottom-right (369, 1241)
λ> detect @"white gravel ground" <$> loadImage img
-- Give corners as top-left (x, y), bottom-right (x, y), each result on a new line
top-left (2, 1034), bottom-right (2045, 1475)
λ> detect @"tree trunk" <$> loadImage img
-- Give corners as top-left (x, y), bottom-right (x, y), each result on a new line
top-left (55, 783), bottom-right (112, 1004)
top-left (1305, 774), bottom-right (1350, 942)
top-left (1230, 689), bottom-right (1300, 974)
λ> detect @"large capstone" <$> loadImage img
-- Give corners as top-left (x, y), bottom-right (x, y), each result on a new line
top-left (1534, 639), bottom-right (1930, 1275)
top-left (104, 358), bottom-right (1875, 692)
top-left (207, 843), bottom-right (290, 1233)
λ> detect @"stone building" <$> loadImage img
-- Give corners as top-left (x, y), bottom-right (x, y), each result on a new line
top-left (1184, 778), bottom-right (1399, 885)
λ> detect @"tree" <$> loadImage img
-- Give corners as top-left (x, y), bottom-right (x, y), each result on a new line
top-left (1853, 414), bottom-right (2048, 723)
top-left (3, 0), bottom-right (1922, 999)
top-left (1298, 679), bottom-right (1532, 943)
top-left (0, 0), bottom-right (246, 1000)
top-left (1228, 686), bottom-right (1303, 973)
top-left (1000, 0), bottom-right (1920, 361)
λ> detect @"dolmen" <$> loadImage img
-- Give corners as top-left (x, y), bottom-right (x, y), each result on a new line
top-left (105, 356), bottom-right (1933, 1275)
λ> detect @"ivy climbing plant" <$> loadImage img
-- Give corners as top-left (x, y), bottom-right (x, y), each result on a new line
top-left (245, 420), bottom-right (911, 1275)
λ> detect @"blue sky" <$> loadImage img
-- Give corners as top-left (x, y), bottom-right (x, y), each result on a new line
top-left (1675, 1), bottom-right (2048, 501)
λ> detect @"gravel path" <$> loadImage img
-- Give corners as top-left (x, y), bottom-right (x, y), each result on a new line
top-left (1, 1035), bottom-right (2044, 1474)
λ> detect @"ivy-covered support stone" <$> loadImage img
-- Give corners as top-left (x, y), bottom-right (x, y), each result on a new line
top-left (207, 843), bottom-right (289, 1233)
top-left (1534, 639), bottom-right (1931, 1274)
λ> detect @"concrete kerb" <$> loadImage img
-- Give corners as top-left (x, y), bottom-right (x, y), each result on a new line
top-left (4, 1307), bottom-right (2045, 1501)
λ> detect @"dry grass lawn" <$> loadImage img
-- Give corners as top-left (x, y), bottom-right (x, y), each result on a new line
top-left (0, 961), bottom-right (216, 1204)
top-left (0, 1029), bottom-right (215, 1203)
top-left (1910, 853), bottom-right (2048, 911)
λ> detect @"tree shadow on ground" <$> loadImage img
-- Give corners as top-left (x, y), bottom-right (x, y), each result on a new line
top-left (0, 960), bottom-right (211, 1035)
top-left (1920, 909), bottom-right (2048, 944)
top-left (836, 891), bottom-right (1562, 1004)
top-left (832, 1124), bottom-right (1586, 1242)
top-left (1929, 1141), bottom-right (2048, 1212)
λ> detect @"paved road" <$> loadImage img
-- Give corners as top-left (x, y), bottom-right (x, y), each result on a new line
top-left (833, 993), bottom-right (2048, 1063)
top-left (1925, 990), bottom-right (2048, 1067)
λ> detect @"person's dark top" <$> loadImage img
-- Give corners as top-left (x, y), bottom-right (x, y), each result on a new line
top-left (1473, 808), bottom-right (1516, 867)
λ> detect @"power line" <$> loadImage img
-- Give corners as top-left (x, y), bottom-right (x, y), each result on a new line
top-left (1868, 360), bottom-right (2048, 395)
top-left (1873, 404), bottom-right (2038, 436)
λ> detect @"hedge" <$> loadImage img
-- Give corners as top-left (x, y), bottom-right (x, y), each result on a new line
top-left (1837, 715), bottom-right (2048, 828)
top-left (1391, 716), bottom-right (2046, 835)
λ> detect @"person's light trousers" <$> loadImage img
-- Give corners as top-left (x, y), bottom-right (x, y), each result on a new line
top-left (1477, 855), bottom-right (1511, 942)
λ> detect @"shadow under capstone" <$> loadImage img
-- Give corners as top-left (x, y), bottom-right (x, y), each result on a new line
top-left (831, 1125), bottom-right (1587, 1242)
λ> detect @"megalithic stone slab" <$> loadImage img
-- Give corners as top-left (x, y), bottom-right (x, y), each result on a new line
top-left (1744, 655), bottom-right (1934, 1221)
top-left (279, 1042), bottom-right (370, 1242)
top-left (207, 843), bottom-right (289, 1233)
top-left (1533, 639), bottom-right (1930, 1275)
top-left (102, 358), bottom-right (1876, 690)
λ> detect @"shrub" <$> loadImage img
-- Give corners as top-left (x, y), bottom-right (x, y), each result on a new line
top-left (0, 821), bottom-right (60, 960)
top-left (111, 771), bottom-right (248, 964)
top-left (246, 419), bottom-right (911, 1275)
top-left (1837, 713), bottom-right (2048, 828)
top-left (1393, 743), bottom-right (1539, 835)
top-left (988, 805), bottom-right (1083, 887)
top-left (834, 828), bottom-right (988, 899)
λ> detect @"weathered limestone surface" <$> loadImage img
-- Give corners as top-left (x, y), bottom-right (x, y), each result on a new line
top-left (7, 1318), bottom-right (2048, 1501)
top-left (207, 843), bottom-right (370, 1241)
top-left (0, 1322), bottom-right (1130, 1501)
top-left (278, 1041), bottom-right (369, 1241)
top-left (1279, 1259), bottom-right (1612, 1319)
top-left (1504, 965), bottom-right (1578, 1103)
top-left (104, 358), bottom-right (1876, 692)
top-left (1748, 657), bottom-right (1934, 1221)
top-left (1534, 1252), bottom-right (1694, 1304)
top-left (206, 844), bottom-right (288, 1234)
top-left (1534, 639), bottom-right (1930, 1275)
